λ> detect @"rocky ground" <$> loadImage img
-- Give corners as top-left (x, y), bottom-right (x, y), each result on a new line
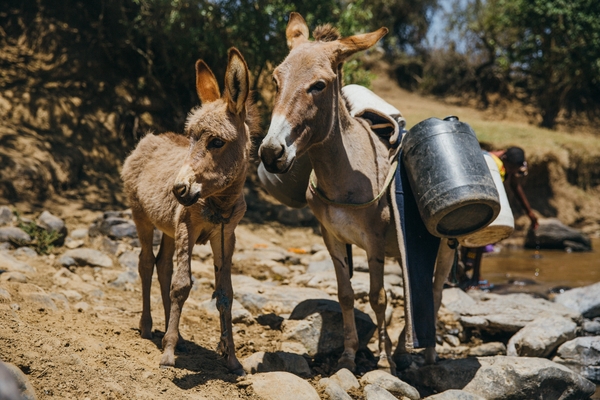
top-left (0, 205), bottom-right (599, 400)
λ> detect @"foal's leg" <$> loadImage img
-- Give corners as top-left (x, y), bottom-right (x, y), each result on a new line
top-left (156, 234), bottom-right (175, 333)
top-left (160, 220), bottom-right (194, 367)
top-left (367, 249), bottom-right (396, 375)
top-left (131, 209), bottom-right (156, 339)
top-left (322, 228), bottom-right (358, 372)
top-left (210, 226), bottom-right (244, 375)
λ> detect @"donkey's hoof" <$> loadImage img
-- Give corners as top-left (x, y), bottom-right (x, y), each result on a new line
top-left (159, 352), bottom-right (175, 368)
top-left (139, 319), bottom-right (153, 339)
top-left (230, 367), bottom-right (246, 377)
top-left (392, 353), bottom-right (413, 371)
top-left (140, 330), bottom-right (153, 340)
top-left (336, 358), bottom-right (356, 373)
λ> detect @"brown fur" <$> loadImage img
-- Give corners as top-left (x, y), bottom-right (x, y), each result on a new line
top-left (313, 24), bottom-right (341, 42)
top-left (121, 48), bottom-right (257, 374)
top-left (260, 12), bottom-right (396, 373)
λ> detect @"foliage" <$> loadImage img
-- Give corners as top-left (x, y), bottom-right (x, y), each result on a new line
top-left (15, 214), bottom-right (62, 255)
top-left (440, 0), bottom-right (600, 128)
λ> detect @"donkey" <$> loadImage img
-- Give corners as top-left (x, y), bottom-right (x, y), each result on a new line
top-left (260, 13), bottom-right (456, 374)
top-left (121, 48), bottom-right (259, 374)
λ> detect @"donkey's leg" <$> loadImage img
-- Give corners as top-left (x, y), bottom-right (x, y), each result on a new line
top-left (322, 228), bottom-right (358, 372)
top-left (131, 209), bottom-right (156, 339)
top-left (156, 234), bottom-right (175, 334)
top-left (367, 252), bottom-right (396, 375)
top-left (160, 221), bottom-right (194, 367)
top-left (424, 238), bottom-right (455, 364)
top-left (210, 227), bottom-right (244, 375)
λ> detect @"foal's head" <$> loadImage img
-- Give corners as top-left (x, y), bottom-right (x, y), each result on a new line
top-left (259, 13), bottom-right (387, 174)
top-left (173, 48), bottom-right (258, 206)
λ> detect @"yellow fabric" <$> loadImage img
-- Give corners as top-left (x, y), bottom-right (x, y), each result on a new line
top-left (490, 153), bottom-right (506, 182)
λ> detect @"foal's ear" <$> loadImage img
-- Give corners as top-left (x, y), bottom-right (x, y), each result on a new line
top-left (286, 12), bottom-right (309, 50)
top-left (195, 60), bottom-right (220, 104)
top-left (335, 27), bottom-right (388, 62)
top-left (224, 47), bottom-right (250, 116)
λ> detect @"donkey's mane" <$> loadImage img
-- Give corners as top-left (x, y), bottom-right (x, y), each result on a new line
top-left (313, 24), bottom-right (341, 42)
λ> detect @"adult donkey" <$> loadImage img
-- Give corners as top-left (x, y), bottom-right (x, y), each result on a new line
top-left (122, 48), bottom-right (259, 374)
top-left (260, 13), bottom-right (408, 373)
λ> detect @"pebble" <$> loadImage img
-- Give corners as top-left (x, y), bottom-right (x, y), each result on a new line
top-left (360, 370), bottom-right (420, 400)
top-left (242, 351), bottom-right (311, 376)
top-left (319, 378), bottom-right (352, 400)
top-left (0, 227), bottom-right (31, 243)
top-left (249, 371), bottom-right (320, 400)
top-left (468, 342), bottom-right (506, 357)
top-left (364, 384), bottom-right (397, 400)
top-left (1, 271), bottom-right (27, 283)
top-left (13, 247), bottom-right (37, 258)
top-left (61, 248), bottom-right (113, 268)
top-left (0, 206), bottom-right (13, 225)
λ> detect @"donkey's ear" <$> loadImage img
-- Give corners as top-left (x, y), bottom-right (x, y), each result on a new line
top-left (224, 47), bottom-right (250, 116)
top-left (335, 27), bottom-right (388, 62)
top-left (286, 12), bottom-right (309, 49)
top-left (195, 60), bottom-right (220, 104)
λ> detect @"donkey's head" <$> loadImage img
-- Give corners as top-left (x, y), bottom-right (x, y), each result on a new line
top-left (259, 13), bottom-right (387, 173)
top-left (173, 48), bottom-right (256, 207)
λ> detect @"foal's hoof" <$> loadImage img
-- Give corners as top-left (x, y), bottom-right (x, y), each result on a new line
top-left (230, 367), bottom-right (246, 377)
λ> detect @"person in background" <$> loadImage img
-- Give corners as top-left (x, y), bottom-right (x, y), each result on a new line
top-left (461, 146), bottom-right (539, 288)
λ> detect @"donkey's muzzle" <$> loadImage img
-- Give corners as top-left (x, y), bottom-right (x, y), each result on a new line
top-left (173, 182), bottom-right (200, 206)
top-left (259, 143), bottom-right (290, 174)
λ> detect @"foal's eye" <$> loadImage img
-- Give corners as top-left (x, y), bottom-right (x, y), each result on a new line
top-left (308, 81), bottom-right (326, 94)
top-left (208, 138), bottom-right (225, 149)
top-left (272, 77), bottom-right (279, 93)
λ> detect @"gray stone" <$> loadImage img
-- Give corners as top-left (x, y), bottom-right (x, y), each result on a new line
top-left (99, 237), bottom-right (119, 255)
top-left (249, 371), bottom-right (320, 400)
top-left (282, 298), bottom-right (375, 357)
top-left (442, 290), bottom-right (581, 334)
top-left (23, 292), bottom-right (57, 312)
top-left (118, 250), bottom-right (139, 270)
top-left (364, 384), bottom-right (397, 400)
top-left (60, 289), bottom-right (83, 302)
top-left (360, 369), bottom-right (420, 400)
top-left (0, 242), bottom-right (12, 251)
top-left (583, 319), bottom-right (600, 334)
top-left (242, 351), bottom-right (311, 377)
top-left (554, 281), bottom-right (600, 318)
top-left (0, 361), bottom-right (37, 400)
top-left (425, 390), bottom-right (485, 400)
top-left (506, 315), bottom-right (577, 358)
top-left (401, 356), bottom-right (596, 399)
top-left (1, 271), bottom-right (27, 283)
top-left (318, 378), bottom-right (352, 400)
top-left (74, 302), bottom-right (90, 312)
top-left (525, 218), bottom-right (591, 251)
top-left (307, 259), bottom-right (334, 273)
top-left (99, 217), bottom-right (138, 239)
top-left (468, 342), bottom-right (506, 357)
top-left (109, 270), bottom-right (138, 288)
top-left (198, 297), bottom-right (253, 325)
top-left (36, 211), bottom-right (67, 244)
top-left (232, 274), bottom-right (332, 315)
top-left (13, 247), bottom-right (37, 258)
top-left (64, 238), bottom-right (84, 249)
top-left (57, 255), bottom-right (76, 267)
top-left (0, 227), bottom-right (31, 243)
top-left (49, 293), bottom-right (70, 310)
top-left (0, 206), bottom-right (12, 226)
top-left (62, 248), bottom-right (113, 268)
top-left (0, 252), bottom-right (36, 274)
top-left (271, 265), bottom-right (291, 277)
top-left (69, 228), bottom-right (88, 240)
top-left (330, 368), bottom-right (360, 391)
top-left (554, 336), bottom-right (600, 383)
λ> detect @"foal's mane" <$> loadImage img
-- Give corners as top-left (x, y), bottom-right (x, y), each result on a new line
top-left (313, 24), bottom-right (341, 42)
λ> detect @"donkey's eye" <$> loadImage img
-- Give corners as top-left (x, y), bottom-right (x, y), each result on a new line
top-left (208, 138), bottom-right (225, 149)
top-left (308, 81), bottom-right (326, 94)
top-left (272, 77), bottom-right (279, 93)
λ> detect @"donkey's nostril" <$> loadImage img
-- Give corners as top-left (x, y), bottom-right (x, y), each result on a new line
top-left (276, 144), bottom-right (285, 159)
top-left (173, 183), bottom-right (188, 198)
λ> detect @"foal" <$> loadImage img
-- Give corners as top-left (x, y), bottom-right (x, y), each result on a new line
top-left (121, 48), bottom-right (259, 374)
top-left (260, 13), bottom-right (399, 373)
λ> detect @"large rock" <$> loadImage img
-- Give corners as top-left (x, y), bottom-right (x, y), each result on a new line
top-left (525, 218), bottom-right (591, 251)
top-left (425, 390), bottom-right (485, 400)
top-left (282, 298), bottom-right (375, 357)
top-left (0, 227), bottom-right (31, 243)
top-left (232, 274), bottom-right (332, 315)
top-left (442, 289), bottom-right (581, 334)
top-left (248, 371), bottom-right (320, 400)
top-left (242, 351), bottom-right (311, 377)
top-left (554, 281), bottom-right (600, 318)
top-left (506, 315), bottom-right (577, 358)
top-left (0, 252), bottom-right (35, 274)
top-left (360, 370), bottom-right (420, 400)
top-left (0, 206), bottom-right (13, 225)
top-left (318, 378), bottom-right (352, 400)
top-left (0, 361), bottom-right (37, 400)
top-left (60, 248), bottom-right (113, 268)
top-left (36, 210), bottom-right (67, 245)
top-left (553, 336), bottom-right (600, 383)
top-left (401, 356), bottom-right (596, 399)
top-left (364, 384), bottom-right (397, 400)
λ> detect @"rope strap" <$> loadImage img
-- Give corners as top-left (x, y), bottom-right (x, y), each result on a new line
top-left (308, 157), bottom-right (399, 209)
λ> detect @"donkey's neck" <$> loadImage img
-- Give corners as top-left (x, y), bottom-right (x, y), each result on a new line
top-left (308, 87), bottom-right (388, 204)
